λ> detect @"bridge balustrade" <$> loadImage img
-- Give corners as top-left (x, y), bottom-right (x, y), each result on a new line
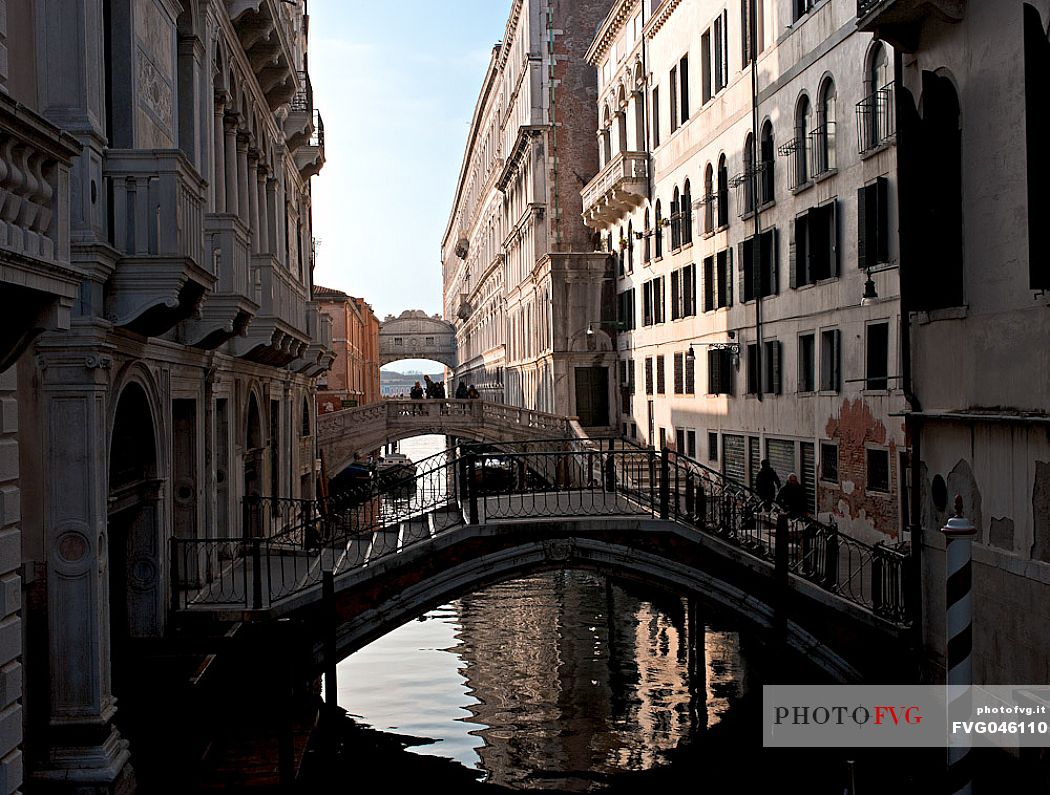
top-left (170, 440), bottom-right (912, 626)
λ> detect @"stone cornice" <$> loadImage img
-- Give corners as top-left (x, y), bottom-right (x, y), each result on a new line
top-left (586, 0), bottom-right (639, 65)
top-left (645, 0), bottom-right (683, 38)
top-left (496, 0), bottom-right (526, 71)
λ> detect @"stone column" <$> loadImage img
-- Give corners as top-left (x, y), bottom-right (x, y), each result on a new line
top-left (265, 177), bottom-right (278, 260)
top-left (223, 112), bottom-right (239, 217)
top-left (236, 132), bottom-right (250, 225)
top-left (256, 165), bottom-right (270, 254)
top-left (247, 148), bottom-right (260, 253)
top-left (30, 348), bottom-right (133, 792)
top-left (212, 94), bottom-right (227, 213)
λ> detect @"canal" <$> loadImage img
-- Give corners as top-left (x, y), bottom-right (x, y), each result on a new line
top-left (322, 435), bottom-right (792, 790)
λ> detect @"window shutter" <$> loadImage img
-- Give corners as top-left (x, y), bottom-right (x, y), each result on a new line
top-left (739, 241), bottom-right (749, 301)
top-left (833, 329), bottom-right (841, 392)
top-left (671, 270), bottom-right (680, 319)
top-left (645, 357), bottom-right (654, 394)
top-left (772, 341), bottom-right (782, 394)
top-left (687, 264), bottom-right (696, 314)
top-left (674, 352), bottom-right (684, 393)
top-left (657, 354), bottom-right (666, 393)
top-left (830, 198), bottom-right (840, 276)
top-left (680, 56), bottom-right (690, 119)
top-left (789, 216), bottom-right (799, 289)
top-left (858, 185), bottom-right (869, 270)
top-left (630, 359), bottom-right (636, 394)
top-left (708, 349), bottom-right (719, 394)
top-left (875, 175), bottom-right (889, 263)
top-left (741, 0), bottom-right (751, 69)
top-left (685, 351), bottom-right (695, 393)
top-left (727, 246), bottom-right (734, 306)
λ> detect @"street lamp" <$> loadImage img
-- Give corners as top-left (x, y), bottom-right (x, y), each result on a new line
top-left (860, 262), bottom-right (898, 305)
top-left (685, 332), bottom-right (740, 364)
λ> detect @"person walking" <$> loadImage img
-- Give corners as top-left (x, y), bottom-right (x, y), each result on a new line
top-left (435, 381), bottom-right (446, 399)
top-left (423, 374), bottom-right (435, 399)
top-left (776, 473), bottom-right (808, 518)
top-left (409, 381), bottom-right (424, 400)
top-left (466, 384), bottom-right (480, 399)
top-left (754, 459), bottom-right (781, 507)
top-left (455, 382), bottom-right (468, 399)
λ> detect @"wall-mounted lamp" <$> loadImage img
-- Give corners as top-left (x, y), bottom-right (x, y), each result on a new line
top-left (686, 332), bottom-right (740, 363)
top-left (587, 320), bottom-right (626, 336)
top-left (860, 263), bottom-right (898, 306)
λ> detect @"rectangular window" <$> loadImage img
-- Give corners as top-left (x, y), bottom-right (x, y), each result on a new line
top-left (715, 249), bottom-right (729, 308)
top-left (798, 333), bottom-right (816, 392)
top-left (791, 201), bottom-right (838, 288)
top-left (820, 329), bottom-right (841, 392)
top-left (669, 66), bottom-right (679, 132)
top-left (794, 0), bottom-right (814, 22)
top-left (763, 339), bottom-right (782, 394)
top-left (680, 55), bottom-right (690, 120)
top-left (674, 352), bottom-right (684, 394)
top-left (660, 427), bottom-right (667, 450)
top-left (703, 255), bottom-right (715, 311)
top-left (746, 343), bottom-right (760, 395)
top-left (656, 354), bottom-right (666, 394)
top-left (858, 177), bottom-right (889, 270)
top-left (866, 322), bottom-right (890, 390)
top-left (676, 428), bottom-right (686, 454)
top-left (741, 0), bottom-right (752, 68)
top-left (425, 336), bottom-right (435, 346)
top-left (701, 29), bottom-right (712, 103)
top-left (618, 288), bottom-right (636, 330)
top-left (740, 229), bottom-right (778, 301)
top-left (670, 269), bottom-right (681, 320)
top-left (714, 10), bottom-right (729, 93)
top-left (687, 430), bottom-right (697, 459)
top-left (867, 448), bottom-right (890, 492)
top-left (645, 357), bottom-right (654, 395)
top-left (683, 263), bottom-right (696, 316)
top-left (707, 348), bottom-right (733, 395)
top-left (653, 276), bottom-right (665, 323)
top-left (685, 351), bottom-right (695, 394)
top-left (642, 281), bottom-right (654, 326)
top-left (708, 431), bottom-right (719, 461)
top-left (820, 442), bottom-right (839, 483)
top-left (652, 86), bottom-right (661, 147)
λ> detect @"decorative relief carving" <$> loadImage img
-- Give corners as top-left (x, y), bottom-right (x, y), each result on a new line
top-left (137, 48), bottom-right (174, 130)
top-left (84, 354), bottom-right (113, 370)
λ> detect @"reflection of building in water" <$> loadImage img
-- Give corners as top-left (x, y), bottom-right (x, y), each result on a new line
top-left (452, 571), bottom-right (731, 789)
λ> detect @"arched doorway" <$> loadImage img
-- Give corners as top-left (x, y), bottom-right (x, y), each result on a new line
top-left (244, 391), bottom-right (264, 537)
top-left (107, 380), bottom-right (163, 717)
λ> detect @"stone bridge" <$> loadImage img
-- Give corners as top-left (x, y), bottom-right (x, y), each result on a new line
top-left (172, 442), bottom-right (915, 683)
top-left (379, 309), bottom-right (456, 368)
top-left (317, 399), bottom-right (575, 474)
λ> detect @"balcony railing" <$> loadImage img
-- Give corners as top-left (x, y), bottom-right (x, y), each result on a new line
top-left (856, 82), bottom-right (896, 154)
top-left (581, 151), bottom-right (648, 227)
top-left (810, 122), bottom-right (837, 176)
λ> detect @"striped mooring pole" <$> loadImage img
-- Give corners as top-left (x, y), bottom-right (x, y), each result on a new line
top-left (942, 494), bottom-right (977, 795)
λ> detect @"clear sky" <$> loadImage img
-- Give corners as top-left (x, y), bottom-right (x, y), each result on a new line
top-left (308, 0), bottom-right (511, 339)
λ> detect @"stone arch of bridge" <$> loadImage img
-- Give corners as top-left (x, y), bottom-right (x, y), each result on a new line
top-left (379, 310), bottom-right (457, 369)
top-left (300, 521), bottom-right (904, 684)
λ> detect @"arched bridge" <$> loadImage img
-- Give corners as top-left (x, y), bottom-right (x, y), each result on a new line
top-left (171, 441), bottom-right (915, 682)
top-left (317, 399), bottom-right (574, 474)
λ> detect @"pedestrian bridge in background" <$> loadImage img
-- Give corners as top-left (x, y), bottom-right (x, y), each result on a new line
top-left (379, 310), bottom-right (457, 369)
top-left (172, 440), bottom-right (915, 683)
top-left (317, 398), bottom-right (575, 474)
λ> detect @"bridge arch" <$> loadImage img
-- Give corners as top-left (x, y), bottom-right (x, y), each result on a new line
top-left (379, 310), bottom-right (456, 369)
top-left (306, 520), bottom-right (904, 684)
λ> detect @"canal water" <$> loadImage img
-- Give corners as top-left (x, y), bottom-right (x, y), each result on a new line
top-left (331, 435), bottom-right (770, 790)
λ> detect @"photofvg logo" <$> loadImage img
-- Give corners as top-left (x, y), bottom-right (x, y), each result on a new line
top-left (764, 686), bottom-right (1050, 749)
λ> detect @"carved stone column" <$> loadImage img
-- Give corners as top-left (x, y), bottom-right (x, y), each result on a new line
top-left (212, 94), bottom-right (227, 213)
top-left (223, 112), bottom-right (239, 217)
top-left (236, 131), bottom-right (250, 225)
top-left (257, 165), bottom-right (271, 254)
top-left (247, 147), bottom-right (260, 253)
top-left (265, 176), bottom-right (278, 260)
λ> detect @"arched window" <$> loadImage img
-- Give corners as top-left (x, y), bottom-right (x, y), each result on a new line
top-left (301, 397), bottom-right (311, 437)
top-left (655, 199), bottom-right (663, 258)
top-left (617, 86), bottom-right (628, 153)
top-left (643, 208), bottom-right (651, 262)
top-left (817, 78), bottom-right (837, 174)
top-left (704, 163), bottom-right (715, 233)
top-left (794, 95), bottom-right (812, 186)
top-left (681, 179), bottom-right (692, 245)
top-left (627, 219), bottom-right (635, 271)
top-left (717, 154), bottom-right (729, 227)
top-left (760, 120), bottom-right (775, 204)
top-left (743, 133), bottom-right (755, 214)
top-left (861, 42), bottom-right (892, 152)
top-left (671, 186), bottom-right (682, 249)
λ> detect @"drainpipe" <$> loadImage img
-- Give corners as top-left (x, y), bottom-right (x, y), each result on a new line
top-left (547, 2), bottom-right (560, 252)
top-left (748, 0), bottom-right (764, 401)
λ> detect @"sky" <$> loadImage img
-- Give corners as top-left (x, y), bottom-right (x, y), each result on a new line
top-left (308, 0), bottom-right (512, 371)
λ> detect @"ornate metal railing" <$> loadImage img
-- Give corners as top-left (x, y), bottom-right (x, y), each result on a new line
top-left (856, 82), bottom-right (895, 154)
top-left (171, 440), bottom-right (911, 625)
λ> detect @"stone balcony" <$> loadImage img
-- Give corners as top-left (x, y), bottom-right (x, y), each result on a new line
top-left (0, 92), bottom-right (83, 371)
top-left (104, 149), bottom-right (216, 338)
top-left (581, 151), bottom-right (648, 229)
top-left (230, 253), bottom-right (310, 365)
top-left (290, 302), bottom-right (335, 377)
top-left (293, 110), bottom-right (324, 179)
top-left (856, 0), bottom-right (964, 50)
top-left (176, 214), bottom-right (258, 350)
top-left (284, 70), bottom-right (315, 153)
top-left (227, 0), bottom-right (299, 110)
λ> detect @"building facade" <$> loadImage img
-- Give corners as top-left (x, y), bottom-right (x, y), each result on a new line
top-left (441, 0), bottom-right (620, 429)
top-left (857, 0), bottom-right (1050, 682)
top-left (584, 0), bottom-right (907, 543)
top-left (4, 0), bottom-right (330, 790)
top-left (315, 286), bottom-right (380, 413)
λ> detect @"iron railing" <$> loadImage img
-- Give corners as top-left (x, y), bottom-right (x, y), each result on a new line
top-left (171, 440), bottom-right (911, 624)
top-left (856, 82), bottom-right (895, 154)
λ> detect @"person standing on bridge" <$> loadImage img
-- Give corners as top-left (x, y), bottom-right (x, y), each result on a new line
top-left (776, 473), bottom-right (808, 518)
top-left (455, 381), bottom-right (468, 399)
top-left (435, 380), bottom-right (446, 399)
top-left (467, 384), bottom-right (480, 399)
top-left (410, 381), bottom-right (424, 400)
top-left (755, 459), bottom-right (781, 509)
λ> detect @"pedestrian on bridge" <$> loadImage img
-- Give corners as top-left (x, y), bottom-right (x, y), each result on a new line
top-left (755, 459), bottom-right (781, 508)
top-left (424, 374), bottom-right (436, 399)
top-left (776, 473), bottom-right (808, 518)
top-left (467, 384), bottom-right (480, 399)
top-left (455, 382), bottom-right (468, 399)
top-left (410, 381), bottom-right (424, 399)
top-left (435, 381), bottom-right (446, 399)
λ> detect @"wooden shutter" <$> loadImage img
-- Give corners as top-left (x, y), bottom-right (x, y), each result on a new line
top-left (708, 349), bottom-right (719, 394)
top-left (704, 256), bottom-right (714, 311)
top-left (875, 175), bottom-right (889, 263)
top-left (680, 56), bottom-right (690, 119)
top-left (674, 352), bottom-right (684, 393)
top-left (830, 198), bottom-right (840, 276)
top-left (727, 246), bottom-right (734, 306)
top-left (771, 340), bottom-right (782, 394)
top-left (671, 269), bottom-right (680, 319)
top-left (770, 228), bottom-right (779, 295)
top-left (657, 354), bottom-right (666, 393)
top-left (739, 240), bottom-right (749, 302)
top-left (832, 329), bottom-right (841, 391)
top-left (858, 184), bottom-right (869, 270)
top-left (645, 357), bottom-right (654, 394)
top-left (789, 215), bottom-right (799, 289)
top-left (685, 350), bottom-right (695, 393)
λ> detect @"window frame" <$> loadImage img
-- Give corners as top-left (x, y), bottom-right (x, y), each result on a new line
top-left (820, 441), bottom-right (839, 484)
top-left (865, 445), bottom-right (891, 494)
top-left (797, 332), bottom-right (816, 393)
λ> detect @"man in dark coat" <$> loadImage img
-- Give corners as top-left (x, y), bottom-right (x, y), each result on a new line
top-left (409, 381), bottom-right (424, 399)
top-left (455, 382), bottom-right (468, 399)
top-left (776, 473), bottom-right (808, 517)
top-left (755, 459), bottom-right (781, 505)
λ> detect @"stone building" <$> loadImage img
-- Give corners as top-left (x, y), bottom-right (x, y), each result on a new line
top-left (315, 285), bottom-right (379, 413)
top-left (441, 0), bottom-right (619, 429)
top-left (857, 0), bottom-right (1050, 682)
top-left (2, 0), bottom-right (330, 790)
top-left (583, 0), bottom-right (907, 542)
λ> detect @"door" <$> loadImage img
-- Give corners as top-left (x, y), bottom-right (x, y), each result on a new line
top-left (574, 366), bottom-right (610, 427)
